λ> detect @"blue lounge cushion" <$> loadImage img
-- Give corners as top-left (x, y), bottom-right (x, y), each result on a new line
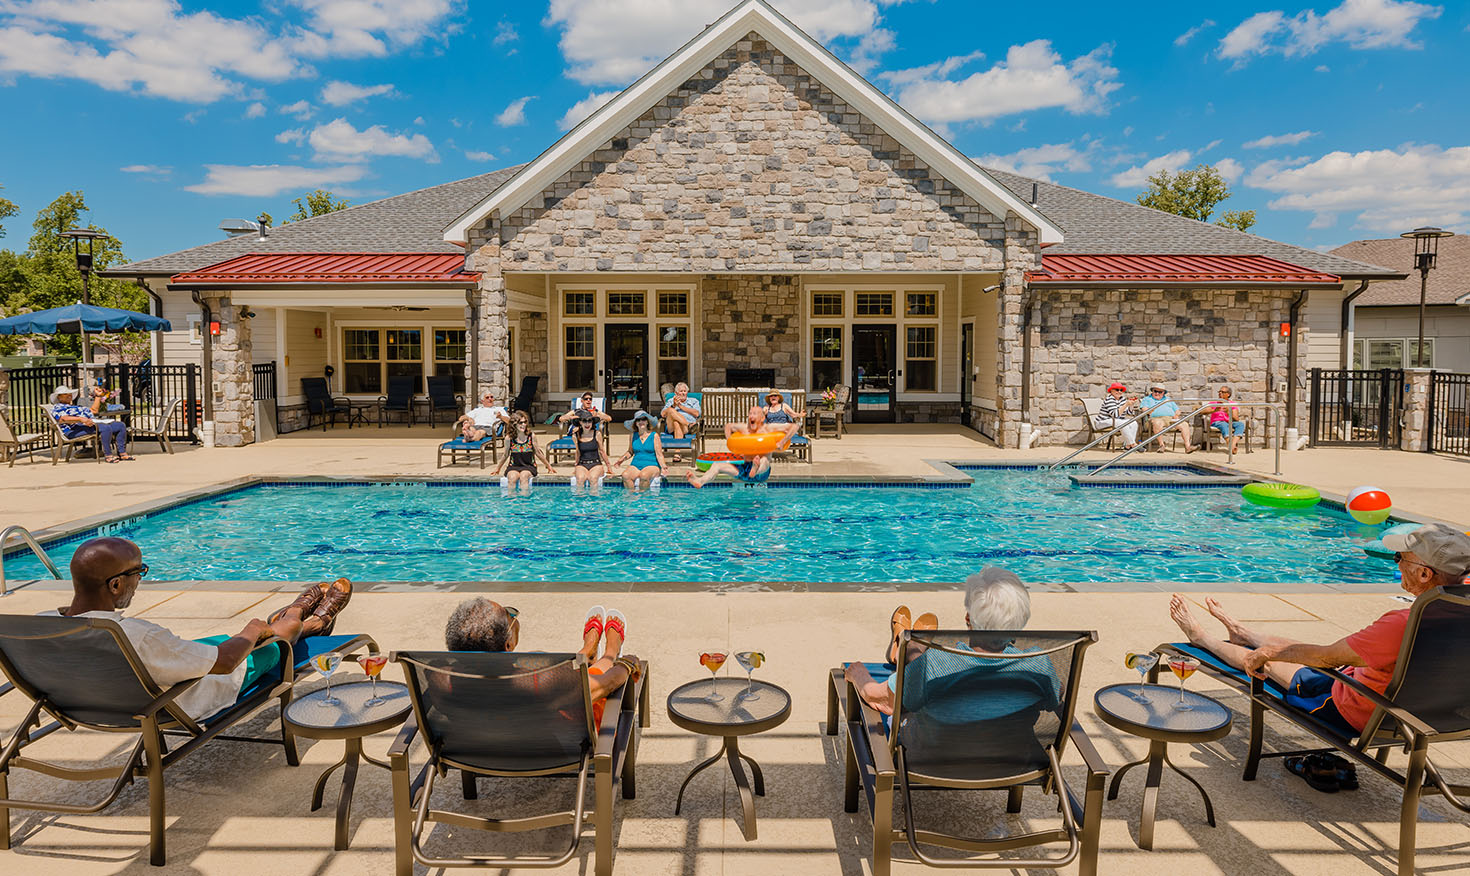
top-left (204, 634), bottom-right (370, 725)
top-left (788, 435), bottom-right (809, 446)
top-left (441, 436), bottom-right (493, 450)
top-left (1168, 642), bottom-right (1288, 697)
top-left (660, 436), bottom-right (694, 447)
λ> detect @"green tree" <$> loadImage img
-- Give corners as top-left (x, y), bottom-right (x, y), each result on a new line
top-left (287, 189), bottom-right (350, 222)
top-left (0, 183), bottom-right (17, 238)
top-left (1137, 163), bottom-right (1256, 232)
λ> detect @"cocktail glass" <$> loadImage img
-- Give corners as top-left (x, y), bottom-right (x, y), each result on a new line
top-left (1123, 651), bottom-right (1159, 703)
top-left (699, 650), bottom-right (727, 701)
top-left (1169, 656), bottom-right (1199, 710)
top-left (734, 651), bottom-right (764, 699)
top-left (312, 652), bottom-right (344, 705)
top-left (358, 654), bottom-right (388, 706)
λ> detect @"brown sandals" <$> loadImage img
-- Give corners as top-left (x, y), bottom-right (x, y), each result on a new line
top-left (267, 583), bottom-right (324, 625)
top-left (311, 578), bottom-right (354, 636)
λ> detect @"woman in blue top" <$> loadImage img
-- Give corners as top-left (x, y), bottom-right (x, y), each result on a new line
top-left (758, 390), bottom-right (802, 448)
top-left (613, 410), bottom-right (667, 492)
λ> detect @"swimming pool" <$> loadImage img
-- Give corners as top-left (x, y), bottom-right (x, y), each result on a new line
top-left (8, 468), bottom-right (1401, 585)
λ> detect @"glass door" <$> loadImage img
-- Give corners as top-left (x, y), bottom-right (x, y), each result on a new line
top-left (960, 321), bottom-right (973, 426)
top-left (603, 324), bottom-right (648, 421)
top-left (852, 324), bottom-right (896, 423)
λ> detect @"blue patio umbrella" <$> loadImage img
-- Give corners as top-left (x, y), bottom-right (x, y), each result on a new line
top-left (0, 301), bottom-right (172, 335)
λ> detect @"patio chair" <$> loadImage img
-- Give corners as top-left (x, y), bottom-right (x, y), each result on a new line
top-left (437, 434), bottom-right (495, 469)
top-left (301, 377), bottom-right (351, 431)
top-left (807, 384), bottom-right (849, 440)
top-left (1077, 397), bottom-right (1120, 450)
top-left (1155, 584), bottom-right (1470, 876)
top-left (39, 403), bottom-right (101, 464)
top-left (658, 390), bottom-right (705, 461)
top-left (509, 375), bottom-right (541, 417)
top-left (425, 376), bottom-right (463, 428)
top-left (1198, 412), bottom-right (1253, 454)
top-left (0, 410), bottom-right (46, 467)
top-left (828, 629), bottom-right (1106, 876)
top-left (378, 375), bottom-right (417, 427)
top-left (768, 391), bottom-right (812, 464)
top-left (127, 397), bottom-right (180, 455)
top-left (547, 397), bottom-right (609, 465)
top-left (0, 613), bottom-right (378, 865)
top-left (388, 650), bottom-right (649, 876)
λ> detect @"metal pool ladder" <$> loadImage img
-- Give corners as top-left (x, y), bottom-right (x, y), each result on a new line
top-left (0, 525), bottom-right (61, 596)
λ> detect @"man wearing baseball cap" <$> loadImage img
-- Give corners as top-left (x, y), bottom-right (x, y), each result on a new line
top-left (1169, 523), bottom-right (1470, 736)
top-left (1094, 382), bottom-right (1141, 448)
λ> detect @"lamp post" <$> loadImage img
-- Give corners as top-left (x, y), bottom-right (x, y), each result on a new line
top-left (1399, 226), bottom-right (1454, 369)
top-left (60, 228), bottom-right (109, 364)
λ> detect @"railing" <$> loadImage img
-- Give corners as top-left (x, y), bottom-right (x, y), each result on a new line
top-left (1427, 371), bottom-right (1470, 457)
top-left (1051, 400), bottom-right (1283, 477)
top-left (4, 364), bottom-right (79, 452)
top-left (1308, 368), bottom-right (1402, 448)
top-left (253, 361), bottom-right (278, 401)
top-left (0, 525), bottom-right (61, 596)
top-left (104, 362), bottom-right (201, 442)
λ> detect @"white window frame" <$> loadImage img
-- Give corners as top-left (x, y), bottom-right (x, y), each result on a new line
top-left (805, 284), bottom-right (944, 396)
top-left (1352, 337), bottom-right (1435, 370)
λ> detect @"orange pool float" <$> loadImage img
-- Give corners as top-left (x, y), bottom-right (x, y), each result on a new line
top-left (726, 430), bottom-right (784, 455)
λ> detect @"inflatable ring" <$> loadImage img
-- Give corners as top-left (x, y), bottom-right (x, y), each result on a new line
top-left (727, 430), bottom-right (784, 455)
top-left (695, 451), bottom-right (741, 472)
top-left (1363, 522), bottom-right (1422, 559)
top-left (1241, 482), bottom-right (1321, 509)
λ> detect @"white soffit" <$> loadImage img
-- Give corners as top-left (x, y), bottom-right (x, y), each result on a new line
top-left (443, 0), bottom-right (1062, 246)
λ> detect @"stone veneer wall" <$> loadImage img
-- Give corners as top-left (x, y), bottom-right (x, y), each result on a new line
top-left (701, 275), bottom-right (800, 386)
top-left (1026, 287), bottom-right (1293, 445)
top-left (199, 291), bottom-right (255, 446)
top-left (517, 313), bottom-right (549, 420)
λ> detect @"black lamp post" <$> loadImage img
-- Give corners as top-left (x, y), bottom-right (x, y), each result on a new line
top-left (1399, 226), bottom-right (1454, 369)
top-left (60, 228), bottom-right (109, 363)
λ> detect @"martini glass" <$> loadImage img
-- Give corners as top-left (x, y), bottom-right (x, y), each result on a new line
top-left (734, 651), bottom-right (764, 699)
top-left (312, 652), bottom-right (344, 705)
top-left (1169, 656), bottom-right (1200, 710)
top-left (358, 654), bottom-right (389, 706)
top-left (1123, 651), bottom-right (1159, 703)
top-left (699, 650), bottom-right (727, 701)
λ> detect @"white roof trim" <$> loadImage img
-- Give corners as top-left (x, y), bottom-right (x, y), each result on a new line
top-left (443, 0), bottom-right (1062, 246)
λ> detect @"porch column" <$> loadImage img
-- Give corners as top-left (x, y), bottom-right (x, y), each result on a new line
top-left (198, 291), bottom-right (255, 447)
top-left (469, 229), bottom-right (511, 399)
top-left (994, 214), bottom-right (1039, 448)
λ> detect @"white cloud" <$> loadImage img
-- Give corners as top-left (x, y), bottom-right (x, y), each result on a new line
top-left (1111, 149), bottom-right (1194, 187)
top-left (557, 90), bottom-right (619, 131)
top-left (1216, 157), bottom-right (1244, 182)
top-left (546, 0), bottom-right (883, 85)
top-left (307, 117), bottom-right (437, 162)
top-left (495, 96), bottom-right (533, 127)
top-left (492, 20), bottom-right (518, 47)
top-left (973, 142), bottom-right (1096, 181)
top-left (884, 40), bottom-right (1121, 124)
top-left (1244, 143), bottom-right (1470, 232)
top-left (245, 101), bottom-right (266, 118)
top-left (464, 149), bottom-right (495, 162)
top-left (1243, 130), bottom-right (1318, 149)
top-left (412, 115), bottom-right (426, 125)
top-left (276, 128), bottom-right (307, 144)
top-left (287, 0), bottom-right (462, 58)
top-left (280, 99), bottom-right (314, 119)
top-left (184, 163), bottom-right (368, 196)
top-left (849, 27), bottom-right (895, 74)
top-left (120, 164), bottom-right (171, 176)
top-left (320, 80), bottom-right (396, 106)
top-left (1218, 0), bottom-right (1441, 64)
top-left (1175, 19), bottom-right (1216, 46)
top-left (1315, 63), bottom-right (1331, 71)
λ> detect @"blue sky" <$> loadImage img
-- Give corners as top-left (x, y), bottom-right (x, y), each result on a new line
top-left (1, 0), bottom-right (1466, 263)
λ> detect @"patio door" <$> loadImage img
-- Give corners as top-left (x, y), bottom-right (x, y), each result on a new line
top-left (603, 324), bottom-right (648, 422)
top-left (960, 321), bottom-right (973, 427)
top-left (852, 324), bottom-right (896, 423)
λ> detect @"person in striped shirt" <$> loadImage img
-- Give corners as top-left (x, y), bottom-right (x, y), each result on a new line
top-left (1094, 382), bottom-right (1140, 448)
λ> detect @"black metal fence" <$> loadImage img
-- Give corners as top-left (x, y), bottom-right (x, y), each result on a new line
top-left (1308, 368), bottom-right (1403, 448)
top-left (5, 364), bottom-right (79, 448)
top-left (1427, 371), bottom-right (1470, 457)
top-left (3, 361), bottom-right (201, 451)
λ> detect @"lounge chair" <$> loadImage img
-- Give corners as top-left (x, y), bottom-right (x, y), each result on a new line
top-left (768, 391), bottom-right (811, 464)
top-left (1156, 584), bottom-right (1470, 876)
top-left (0, 411), bottom-right (46, 467)
top-left (425, 376), bottom-right (462, 428)
top-left (301, 377), bottom-right (351, 431)
top-left (128, 397), bottom-right (180, 455)
top-left (547, 397), bottom-right (609, 466)
top-left (438, 434), bottom-right (495, 469)
top-left (827, 630), bottom-right (1106, 876)
top-left (39, 403), bottom-right (101, 464)
top-left (0, 614), bottom-right (378, 865)
top-left (509, 375), bottom-right (541, 417)
top-left (658, 390), bottom-right (704, 461)
top-left (387, 650), bottom-right (649, 876)
top-left (378, 375), bottom-right (418, 427)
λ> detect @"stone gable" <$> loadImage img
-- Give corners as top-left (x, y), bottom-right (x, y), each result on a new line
top-left (474, 34), bottom-right (1019, 273)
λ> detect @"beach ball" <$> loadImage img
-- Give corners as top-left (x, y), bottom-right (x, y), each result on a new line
top-left (1346, 486), bottom-right (1392, 525)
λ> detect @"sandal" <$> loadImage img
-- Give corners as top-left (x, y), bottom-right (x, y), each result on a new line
top-left (1285, 754), bottom-right (1340, 793)
top-left (914, 612), bottom-right (939, 631)
top-left (605, 608), bottom-right (626, 642)
top-left (311, 578), bottom-right (353, 636)
top-left (268, 583), bottom-right (324, 624)
top-left (584, 605), bottom-right (607, 639)
top-left (886, 605), bottom-right (912, 665)
top-left (1319, 753), bottom-right (1359, 790)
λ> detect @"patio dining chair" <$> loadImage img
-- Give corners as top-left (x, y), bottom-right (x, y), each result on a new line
top-left (828, 629), bottom-right (1106, 876)
top-left (38, 403), bottom-right (101, 464)
top-left (301, 377), bottom-right (351, 431)
top-left (127, 397), bottom-right (180, 455)
top-left (0, 410), bottom-right (46, 467)
top-left (0, 614), bottom-right (378, 865)
top-left (388, 650), bottom-right (648, 876)
top-left (807, 384), bottom-right (848, 440)
top-left (1155, 583), bottom-right (1470, 876)
top-left (509, 375), bottom-right (541, 417)
top-left (425, 376), bottom-right (463, 428)
top-left (378, 375), bottom-right (418, 427)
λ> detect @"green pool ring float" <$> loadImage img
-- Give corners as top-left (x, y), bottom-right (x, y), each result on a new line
top-left (1241, 482), bottom-right (1321, 509)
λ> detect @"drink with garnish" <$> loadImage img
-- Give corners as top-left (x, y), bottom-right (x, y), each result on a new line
top-left (734, 651), bottom-right (764, 698)
top-left (699, 651), bottom-right (727, 700)
top-left (358, 654), bottom-right (388, 706)
top-left (1123, 651), bottom-right (1159, 702)
top-left (312, 652), bottom-right (344, 705)
top-left (1168, 655), bottom-right (1199, 710)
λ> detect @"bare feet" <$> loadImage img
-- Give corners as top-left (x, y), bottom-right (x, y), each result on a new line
top-left (1169, 594), bottom-right (1208, 646)
top-left (1205, 597), bottom-right (1254, 646)
top-left (685, 470), bottom-right (704, 489)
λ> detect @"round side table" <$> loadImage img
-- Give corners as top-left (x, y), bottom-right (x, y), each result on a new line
top-left (1094, 682), bottom-right (1232, 850)
top-left (667, 677), bottom-right (791, 841)
top-left (283, 681), bottom-right (411, 850)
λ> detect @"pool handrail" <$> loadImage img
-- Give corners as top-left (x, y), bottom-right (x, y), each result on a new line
top-left (1076, 401), bottom-right (1284, 479)
top-left (0, 524), bottom-right (62, 597)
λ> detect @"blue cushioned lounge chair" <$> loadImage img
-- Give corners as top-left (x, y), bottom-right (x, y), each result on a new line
top-left (438, 433), bottom-right (495, 469)
top-left (548, 397), bottom-right (609, 466)
top-left (658, 390), bottom-right (704, 460)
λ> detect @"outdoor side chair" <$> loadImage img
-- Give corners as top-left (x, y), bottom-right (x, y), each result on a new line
top-left (378, 375), bottom-right (417, 427)
top-left (658, 390), bottom-right (705, 459)
top-left (424, 375), bottom-right (463, 428)
top-left (38, 403), bottom-right (101, 464)
top-left (301, 377), bottom-right (352, 431)
top-left (1156, 583), bottom-right (1470, 876)
top-left (1078, 397), bottom-right (1119, 450)
top-left (0, 410), bottom-right (46, 467)
top-left (387, 650), bottom-right (649, 876)
top-left (828, 629), bottom-right (1107, 876)
top-left (0, 614), bottom-right (378, 865)
top-left (127, 397), bottom-right (180, 455)
top-left (509, 375), bottom-right (542, 417)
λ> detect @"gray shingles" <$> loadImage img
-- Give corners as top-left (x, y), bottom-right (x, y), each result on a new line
top-left (1330, 237), bottom-right (1469, 305)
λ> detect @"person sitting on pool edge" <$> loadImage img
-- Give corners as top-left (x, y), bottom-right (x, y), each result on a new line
top-left (612, 410), bottom-right (667, 492)
top-left (843, 566), bottom-right (1060, 719)
top-left (687, 407), bottom-right (775, 487)
top-left (660, 382), bottom-right (701, 440)
top-left (495, 410), bottom-right (557, 493)
top-left (40, 536), bottom-right (353, 721)
top-left (50, 383), bottom-right (132, 461)
top-left (1138, 383), bottom-right (1196, 453)
top-left (444, 598), bottom-right (641, 725)
top-left (758, 390), bottom-right (803, 447)
top-left (1167, 523), bottom-right (1470, 737)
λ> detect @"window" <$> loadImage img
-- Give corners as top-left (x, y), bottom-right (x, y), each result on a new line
top-left (607, 290), bottom-right (645, 316)
top-left (564, 325), bottom-right (595, 390)
top-left (657, 290), bottom-right (689, 317)
top-left (812, 326), bottom-right (843, 390)
top-left (563, 290), bottom-right (595, 316)
top-left (1353, 338), bottom-right (1433, 370)
top-left (905, 291), bottom-right (937, 317)
top-left (812, 292), bottom-right (843, 317)
top-left (855, 291), bottom-right (893, 316)
top-left (385, 329), bottom-right (424, 393)
top-left (343, 329), bottom-right (381, 393)
top-left (1409, 339), bottom-right (1433, 368)
top-left (434, 329), bottom-right (467, 394)
top-left (905, 325), bottom-right (936, 391)
top-left (658, 325), bottom-right (689, 388)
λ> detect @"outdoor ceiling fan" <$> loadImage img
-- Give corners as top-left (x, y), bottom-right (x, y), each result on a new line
top-left (366, 305), bottom-right (431, 311)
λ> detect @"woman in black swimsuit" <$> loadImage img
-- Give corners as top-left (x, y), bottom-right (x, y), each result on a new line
top-left (569, 415), bottom-right (610, 494)
top-left (759, 390), bottom-right (802, 448)
top-left (495, 411), bottom-right (556, 494)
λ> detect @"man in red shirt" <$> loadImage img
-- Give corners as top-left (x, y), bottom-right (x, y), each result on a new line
top-left (1169, 523), bottom-right (1470, 734)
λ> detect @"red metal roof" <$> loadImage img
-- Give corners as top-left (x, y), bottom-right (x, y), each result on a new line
top-left (170, 252), bottom-right (478, 286)
top-left (1028, 254), bottom-right (1340, 287)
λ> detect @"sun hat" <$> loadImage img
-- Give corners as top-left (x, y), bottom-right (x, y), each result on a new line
top-left (1382, 523), bottom-right (1470, 577)
top-left (1107, 382), bottom-right (1126, 391)
top-left (1150, 383), bottom-right (1166, 392)
top-left (623, 410), bottom-right (656, 431)
top-left (50, 384), bottom-right (79, 403)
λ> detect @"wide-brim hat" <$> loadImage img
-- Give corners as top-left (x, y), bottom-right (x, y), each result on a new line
top-left (1107, 382), bottom-right (1126, 391)
top-left (624, 410), bottom-right (656, 431)
top-left (50, 384), bottom-right (79, 403)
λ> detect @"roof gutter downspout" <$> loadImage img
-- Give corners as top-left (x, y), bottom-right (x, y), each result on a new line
top-left (1287, 289), bottom-right (1308, 430)
top-left (135, 277), bottom-right (164, 364)
top-left (465, 288), bottom-right (479, 404)
top-left (1339, 280), bottom-right (1370, 369)
top-left (1020, 286), bottom-right (1036, 427)
top-left (190, 290), bottom-right (214, 430)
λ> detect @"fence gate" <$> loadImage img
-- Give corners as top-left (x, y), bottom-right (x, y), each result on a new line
top-left (1308, 368), bottom-right (1403, 448)
top-left (1427, 371), bottom-right (1470, 457)
top-left (104, 362), bottom-right (202, 442)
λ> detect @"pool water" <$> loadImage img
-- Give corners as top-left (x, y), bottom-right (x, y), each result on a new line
top-left (11, 470), bottom-right (1402, 585)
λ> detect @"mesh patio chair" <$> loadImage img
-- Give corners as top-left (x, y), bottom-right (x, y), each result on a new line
top-left (1156, 583), bottom-right (1470, 876)
top-left (301, 377), bottom-right (351, 431)
top-left (128, 397), bottom-right (180, 455)
top-left (829, 630), bottom-right (1106, 876)
top-left (425, 376), bottom-right (463, 428)
top-left (39, 403), bottom-right (101, 464)
top-left (509, 376), bottom-right (541, 418)
top-left (387, 650), bottom-right (649, 876)
top-left (0, 614), bottom-right (377, 865)
top-left (0, 410), bottom-right (46, 467)
top-left (378, 375), bottom-right (417, 427)
top-left (808, 384), bottom-right (849, 439)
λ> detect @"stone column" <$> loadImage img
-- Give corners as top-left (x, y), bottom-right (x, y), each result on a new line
top-left (519, 313), bottom-right (549, 420)
top-left (1399, 368), bottom-right (1433, 452)
top-left (469, 226), bottom-right (511, 400)
top-left (994, 214), bottom-right (1039, 448)
top-left (199, 291), bottom-right (255, 447)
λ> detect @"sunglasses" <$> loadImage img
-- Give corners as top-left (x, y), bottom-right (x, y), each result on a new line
top-left (109, 563), bottom-right (149, 583)
top-left (504, 606), bottom-right (519, 620)
top-left (1393, 552), bottom-right (1426, 568)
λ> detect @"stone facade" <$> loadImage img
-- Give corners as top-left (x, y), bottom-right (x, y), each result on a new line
top-left (1399, 368), bottom-right (1433, 451)
top-left (895, 400), bottom-right (964, 424)
top-left (199, 292), bottom-right (255, 447)
top-left (517, 312), bottom-right (549, 420)
top-left (701, 274), bottom-right (801, 386)
top-left (994, 218), bottom-right (1040, 448)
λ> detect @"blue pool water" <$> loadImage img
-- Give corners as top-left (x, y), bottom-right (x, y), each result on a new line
top-left (10, 471), bottom-right (1401, 585)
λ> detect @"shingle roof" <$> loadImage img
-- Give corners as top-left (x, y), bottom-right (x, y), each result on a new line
top-left (108, 166), bottom-right (525, 275)
top-left (1328, 237), bottom-right (1470, 306)
top-left (983, 167), bottom-right (1402, 280)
